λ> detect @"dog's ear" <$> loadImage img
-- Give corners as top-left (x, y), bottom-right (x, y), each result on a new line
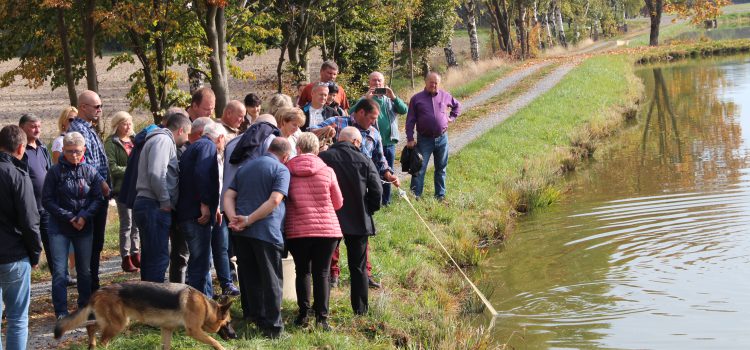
top-left (219, 298), bottom-right (234, 315)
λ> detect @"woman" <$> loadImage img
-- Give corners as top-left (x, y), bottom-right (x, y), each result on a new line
top-left (43, 132), bottom-right (105, 319)
top-left (266, 93), bottom-right (293, 117)
top-left (51, 107), bottom-right (78, 164)
top-left (284, 132), bottom-right (343, 330)
top-left (275, 107), bottom-right (305, 157)
top-left (104, 111), bottom-right (140, 273)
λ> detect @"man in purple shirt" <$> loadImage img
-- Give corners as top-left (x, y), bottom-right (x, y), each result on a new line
top-left (405, 72), bottom-right (461, 200)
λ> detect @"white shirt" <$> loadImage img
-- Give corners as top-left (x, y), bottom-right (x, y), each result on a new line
top-left (309, 107), bottom-right (324, 127)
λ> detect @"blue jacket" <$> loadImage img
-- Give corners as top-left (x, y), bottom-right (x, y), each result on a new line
top-left (42, 157), bottom-right (105, 236)
top-left (176, 136), bottom-right (219, 224)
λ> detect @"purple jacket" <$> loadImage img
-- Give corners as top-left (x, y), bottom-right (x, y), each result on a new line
top-left (405, 89), bottom-right (461, 141)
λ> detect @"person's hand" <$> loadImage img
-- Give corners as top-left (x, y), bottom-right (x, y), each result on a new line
top-left (197, 203), bottom-right (210, 225)
top-left (101, 182), bottom-right (111, 198)
top-left (407, 140), bottom-right (416, 148)
top-left (385, 171), bottom-right (400, 188)
top-left (228, 215), bottom-right (247, 232)
top-left (385, 87), bottom-right (396, 100)
top-left (365, 88), bottom-right (375, 99)
top-left (76, 217), bottom-right (86, 228)
top-left (160, 206), bottom-right (172, 213)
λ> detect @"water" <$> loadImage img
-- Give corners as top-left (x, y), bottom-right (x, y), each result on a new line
top-left (480, 55), bottom-right (750, 349)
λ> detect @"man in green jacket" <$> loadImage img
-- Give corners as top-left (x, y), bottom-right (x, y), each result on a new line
top-left (350, 71), bottom-right (408, 205)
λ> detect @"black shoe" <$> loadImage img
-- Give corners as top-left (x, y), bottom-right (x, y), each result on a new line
top-left (261, 327), bottom-right (282, 339)
top-left (368, 277), bottom-right (381, 289)
top-left (294, 313), bottom-right (309, 327)
top-left (316, 320), bottom-right (332, 331)
top-left (66, 275), bottom-right (77, 287)
top-left (330, 275), bottom-right (339, 288)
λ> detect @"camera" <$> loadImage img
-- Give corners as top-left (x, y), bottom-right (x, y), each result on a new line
top-left (374, 87), bottom-right (387, 95)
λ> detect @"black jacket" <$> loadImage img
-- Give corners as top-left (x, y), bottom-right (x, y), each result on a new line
top-left (43, 157), bottom-right (105, 236)
top-left (0, 152), bottom-right (42, 265)
top-left (319, 142), bottom-right (382, 236)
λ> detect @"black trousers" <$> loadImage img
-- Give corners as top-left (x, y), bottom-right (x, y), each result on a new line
top-left (90, 208), bottom-right (107, 291)
top-left (286, 237), bottom-right (339, 321)
top-left (233, 235), bottom-right (284, 332)
top-left (168, 214), bottom-right (189, 283)
top-left (344, 235), bottom-right (369, 315)
top-left (39, 211), bottom-right (53, 273)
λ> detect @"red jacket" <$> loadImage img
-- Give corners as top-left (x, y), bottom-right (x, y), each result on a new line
top-left (284, 153), bottom-right (343, 240)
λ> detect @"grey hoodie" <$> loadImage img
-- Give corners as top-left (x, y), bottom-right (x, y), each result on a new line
top-left (136, 128), bottom-right (179, 209)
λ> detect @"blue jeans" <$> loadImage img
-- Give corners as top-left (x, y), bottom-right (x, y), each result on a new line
top-left (212, 219), bottom-right (232, 287)
top-left (133, 197), bottom-right (171, 283)
top-left (382, 144), bottom-right (396, 205)
top-left (181, 220), bottom-right (213, 297)
top-left (410, 133), bottom-right (449, 199)
top-left (0, 258), bottom-right (30, 350)
top-left (49, 233), bottom-right (92, 317)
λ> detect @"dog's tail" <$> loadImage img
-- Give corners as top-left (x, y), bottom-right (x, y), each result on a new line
top-left (54, 304), bottom-right (93, 339)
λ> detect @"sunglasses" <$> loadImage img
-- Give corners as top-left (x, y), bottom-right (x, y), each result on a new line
top-left (84, 103), bottom-right (103, 110)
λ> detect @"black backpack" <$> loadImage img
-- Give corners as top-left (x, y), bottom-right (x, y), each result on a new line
top-left (400, 146), bottom-right (423, 176)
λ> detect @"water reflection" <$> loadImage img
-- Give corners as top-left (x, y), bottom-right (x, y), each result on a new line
top-left (480, 55), bottom-right (750, 349)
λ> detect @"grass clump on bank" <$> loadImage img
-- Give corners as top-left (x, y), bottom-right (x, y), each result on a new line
top-left (635, 38), bottom-right (750, 64)
top-left (60, 55), bottom-right (641, 349)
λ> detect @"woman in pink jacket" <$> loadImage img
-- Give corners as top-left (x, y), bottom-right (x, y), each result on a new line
top-left (285, 132), bottom-right (343, 330)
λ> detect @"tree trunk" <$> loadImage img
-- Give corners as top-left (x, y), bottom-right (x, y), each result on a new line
top-left (408, 17), bottom-right (414, 90)
top-left (444, 41), bottom-right (459, 68)
top-left (465, 0), bottom-right (480, 62)
top-left (553, 0), bottom-right (567, 47)
top-left (544, 12), bottom-right (554, 48)
top-left (645, 0), bottom-right (663, 46)
top-left (390, 30), bottom-right (397, 86)
top-left (56, 7), bottom-right (77, 106)
top-left (204, 4), bottom-right (229, 117)
top-left (82, 0), bottom-right (98, 92)
top-left (276, 44), bottom-right (287, 93)
top-left (515, 4), bottom-right (527, 59)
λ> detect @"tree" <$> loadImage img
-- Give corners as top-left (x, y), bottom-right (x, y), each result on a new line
top-left (647, 0), bottom-right (730, 46)
top-left (403, 0), bottom-right (460, 76)
top-left (464, 0), bottom-right (480, 62)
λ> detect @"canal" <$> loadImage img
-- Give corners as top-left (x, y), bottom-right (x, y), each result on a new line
top-left (481, 55), bottom-right (750, 349)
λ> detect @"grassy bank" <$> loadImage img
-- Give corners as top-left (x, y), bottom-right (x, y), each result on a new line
top-left (635, 38), bottom-right (750, 64)
top-left (59, 55), bottom-right (642, 349)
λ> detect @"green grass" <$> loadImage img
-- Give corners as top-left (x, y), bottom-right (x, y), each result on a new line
top-left (59, 55), bottom-right (642, 349)
top-left (636, 38), bottom-right (750, 64)
top-left (449, 66), bottom-right (512, 100)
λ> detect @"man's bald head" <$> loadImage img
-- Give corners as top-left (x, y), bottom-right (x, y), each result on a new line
top-left (338, 126), bottom-right (362, 145)
top-left (268, 136), bottom-right (291, 160)
top-left (77, 90), bottom-right (103, 122)
top-left (256, 113), bottom-right (278, 127)
top-left (221, 100), bottom-right (247, 129)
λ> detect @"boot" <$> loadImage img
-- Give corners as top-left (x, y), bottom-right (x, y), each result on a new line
top-left (131, 253), bottom-right (141, 268)
top-left (121, 255), bottom-right (139, 273)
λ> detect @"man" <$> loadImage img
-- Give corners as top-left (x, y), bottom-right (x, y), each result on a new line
top-left (133, 113), bottom-right (191, 283)
top-left (168, 116), bottom-right (213, 285)
top-left (242, 93), bottom-right (262, 132)
top-left (219, 100), bottom-right (247, 141)
top-left (224, 137), bottom-right (291, 339)
top-left (187, 87), bottom-right (216, 122)
top-left (311, 99), bottom-right (399, 289)
top-left (302, 83), bottom-right (341, 131)
top-left (406, 72), bottom-right (461, 201)
top-left (319, 127), bottom-right (382, 315)
top-left (19, 115), bottom-right (55, 276)
top-left (327, 84), bottom-right (346, 116)
top-left (69, 90), bottom-right (110, 292)
top-left (176, 122), bottom-right (226, 297)
top-left (0, 125), bottom-right (42, 350)
top-left (351, 71), bottom-right (408, 205)
top-left (298, 61), bottom-right (350, 110)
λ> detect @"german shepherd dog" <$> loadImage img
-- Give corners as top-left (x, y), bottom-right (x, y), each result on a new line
top-left (54, 281), bottom-right (237, 349)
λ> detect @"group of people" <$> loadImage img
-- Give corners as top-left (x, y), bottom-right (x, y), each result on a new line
top-left (0, 59), bottom-right (461, 347)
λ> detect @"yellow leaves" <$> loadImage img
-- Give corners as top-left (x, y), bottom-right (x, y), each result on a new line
top-left (40, 0), bottom-right (73, 9)
top-left (664, 0), bottom-right (732, 25)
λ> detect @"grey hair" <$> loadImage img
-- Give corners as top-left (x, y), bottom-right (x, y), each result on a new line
top-left (266, 94), bottom-right (293, 117)
top-left (18, 113), bottom-right (41, 126)
top-left (296, 132), bottom-right (320, 155)
top-left (338, 126), bottom-right (362, 143)
top-left (191, 117), bottom-right (214, 134)
top-left (202, 121), bottom-right (227, 140)
top-left (63, 132), bottom-right (86, 147)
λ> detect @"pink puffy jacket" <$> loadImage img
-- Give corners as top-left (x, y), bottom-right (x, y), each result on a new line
top-left (284, 153), bottom-right (344, 240)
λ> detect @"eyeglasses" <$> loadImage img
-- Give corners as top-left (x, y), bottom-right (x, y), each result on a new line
top-left (63, 149), bottom-right (84, 155)
top-left (84, 103), bottom-right (103, 110)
